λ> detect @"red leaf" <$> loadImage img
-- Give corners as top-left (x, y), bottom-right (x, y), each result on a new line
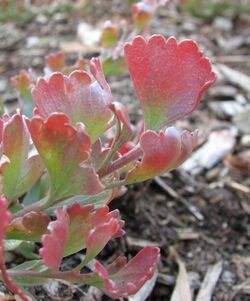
top-left (94, 246), bottom-right (160, 298)
top-left (124, 35), bottom-right (216, 130)
top-left (0, 197), bottom-right (31, 301)
top-left (126, 127), bottom-right (198, 184)
top-left (40, 208), bottom-right (69, 271)
top-left (27, 113), bottom-right (104, 202)
top-left (32, 58), bottom-right (113, 142)
top-left (45, 52), bottom-right (65, 72)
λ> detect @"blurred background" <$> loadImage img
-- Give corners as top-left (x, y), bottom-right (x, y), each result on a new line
top-left (0, 0), bottom-right (250, 300)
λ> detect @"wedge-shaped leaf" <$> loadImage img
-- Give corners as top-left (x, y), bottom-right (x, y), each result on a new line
top-left (94, 246), bottom-right (160, 299)
top-left (124, 35), bottom-right (216, 131)
top-left (40, 204), bottom-right (124, 271)
top-left (27, 113), bottom-right (104, 203)
top-left (11, 70), bottom-right (35, 117)
top-left (33, 58), bottom-right (113, 142)
top-left (40, 208), bottom-right (69, 271)
top-left (1, 113), bottom-right (44, 203)
top-left (0, 197), bottom-right (30, 301)
top-left (126, 127), bottom-right (197, 184)
top-left (8, 212), bottom-right (50, 241)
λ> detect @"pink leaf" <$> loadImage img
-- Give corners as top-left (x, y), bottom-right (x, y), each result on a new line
top-left (124, 35), bottom-right (216, 130)
top-left (1, 113), bottom-right (44, 203)
top-left (0, 197), bottom-right (31, 301)
top-left (94, 246), bottom-right (160, 299)
top-left (40, 208), bottom-right (69, 271)
top-left (0, 197), bottom-right (11, 259)
top-left (32, 58), bottom-right (113, 142)
top-left (27, 113), bottom-right (104, 202)
top-left (84, 218), bottom-right (121, 263)
top-left (126, 127), bottom-right (198, 184)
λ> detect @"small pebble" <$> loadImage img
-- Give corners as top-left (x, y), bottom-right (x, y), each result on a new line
top-left (213, 17), bottom-right (233, 31)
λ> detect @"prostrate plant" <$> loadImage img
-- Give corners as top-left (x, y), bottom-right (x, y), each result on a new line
top-left (0, 35), bottom-right (216, 300)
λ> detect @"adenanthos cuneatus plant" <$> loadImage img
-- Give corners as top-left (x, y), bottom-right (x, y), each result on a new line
top-left (0, 34), bottom-right (216, 300)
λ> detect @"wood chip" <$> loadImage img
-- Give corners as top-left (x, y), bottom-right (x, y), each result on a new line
top-left (126, 236), bottom-right (159, 251)
top-left (196, 261), bottom-right (223, 301)
top-left (182, 130), bottom-right (236, 174)
top-left (170, 249), bottom-right (192, 301)
top-left (218, 64), bottom-right (250, 94)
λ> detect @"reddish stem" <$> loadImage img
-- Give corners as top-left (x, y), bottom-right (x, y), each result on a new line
top-left (0, 261), bottom-right (31, 301)
top-left (98, 144), bottom-right (142, 177)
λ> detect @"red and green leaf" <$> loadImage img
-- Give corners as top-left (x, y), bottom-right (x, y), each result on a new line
top-left (124, 35), bottom-right (216, 130)
top-left (126, 127), bottom-right (198, 184)
top-left (1, 113), bottom-right (44, 203)
top-left (65, 203), bottom-right (124, 259)
top-left (45, 52), bottom-right (65, 72)
top-left (40, 203), bottom-right (124, 271)
top-left (27, 113), bottom-right (104, 203)
top-left (32, 58), bottom-right (113, 142)
top-left (11, 70), bottom-right (35, 117)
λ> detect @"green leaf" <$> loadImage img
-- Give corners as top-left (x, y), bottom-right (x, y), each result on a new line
top-left (103, 56), bottom-right (127, 76)
top-left (4, 239), bottom-right (22, 251)
top-left (46, 189), bottom-right (113, 214)
top-left (10, 260), bottom-right (49, 286)
top-left (23, 174), bottom-right (49, 206)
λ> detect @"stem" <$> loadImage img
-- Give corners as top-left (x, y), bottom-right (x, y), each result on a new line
top-left (97, 119), bottom-right (121, 172)
top-left (12, 195), bottom-right (67, 219)
top-left (13, 196), bottom-right (49, 218)
top-left (99, 144), bottom-right (142, 177)
top-left (0, 262), bottom-right (30, 301)
top-left (8, 270), bottom-right (101, 286)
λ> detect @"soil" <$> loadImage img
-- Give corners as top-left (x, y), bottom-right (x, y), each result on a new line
top-left (0, 0), bottom-right (250, 300)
